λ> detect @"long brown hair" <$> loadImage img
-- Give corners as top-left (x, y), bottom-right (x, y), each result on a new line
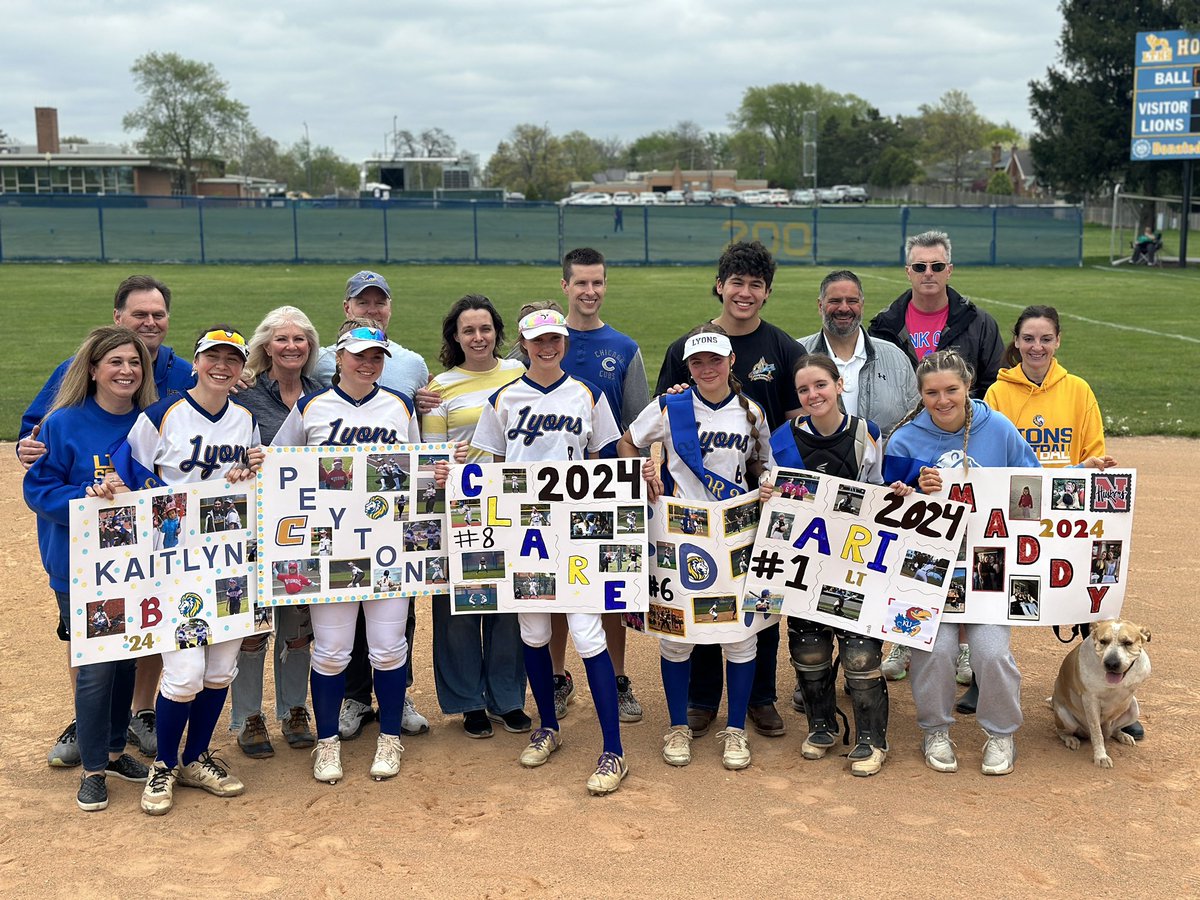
top-left (48, 326), bottom-right (158, 415)
top-left (1004, 305), bottom-right (1060, 368)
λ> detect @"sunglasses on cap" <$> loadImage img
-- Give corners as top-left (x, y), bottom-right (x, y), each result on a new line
top-left (908, 262), bottom-right (949, 273)
top-left (343, 326), bottom-right (386, 342)
top-left (200, 329), bottom-right (246, 346)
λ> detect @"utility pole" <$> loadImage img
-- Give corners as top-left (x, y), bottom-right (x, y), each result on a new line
top-left (303, 122), bottom-right (312, 194)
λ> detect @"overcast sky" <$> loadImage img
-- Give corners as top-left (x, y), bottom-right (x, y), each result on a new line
top-left (3, 1), bottom-right (1066, 166)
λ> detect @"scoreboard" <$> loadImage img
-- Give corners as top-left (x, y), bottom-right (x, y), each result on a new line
top-left (1131, 30), bottom-right (1200, 161)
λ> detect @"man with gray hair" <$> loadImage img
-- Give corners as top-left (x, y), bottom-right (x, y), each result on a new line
top-left (867, 230), bottom-right (1004, 398)
top-left (799, 270), bottom-right (917, 438)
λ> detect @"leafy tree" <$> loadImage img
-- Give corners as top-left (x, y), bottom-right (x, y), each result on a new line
top-left (625, 121), bottom-right (712, 171)
top-left (918, 90), bottom-right (987, 188)
top-left (818, 108), bottom-right (913, 186)
top-left (0, 128), bottom-right (9, 144)
top-left (870, 146), bottom-right (922, 187)
top-left (986, 171), bottom-right (1015, 195)
top-left (1029, 0), bottom-right (1200, 205)
top-left (560, 130), bottom-right (610, 181)
top-left (60, 134), bottom-right (90, 145)
top-left (123, 52), bottom-right (249, 193)
top-left (484, 124), bottom-right (570, 200)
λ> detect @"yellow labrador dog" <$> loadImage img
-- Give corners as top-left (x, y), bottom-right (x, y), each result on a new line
top-left (1050, 619), bottom-right (1150, 768)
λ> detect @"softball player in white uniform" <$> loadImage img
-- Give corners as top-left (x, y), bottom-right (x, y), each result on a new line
top-left (116, 327), bottom-right (262, 815)
top-left (273, 321), bottom-right (426, 785)
top-left (472, 308), bottom-right (629, 795)
top-left (617, 326), bottom-right (773, 770)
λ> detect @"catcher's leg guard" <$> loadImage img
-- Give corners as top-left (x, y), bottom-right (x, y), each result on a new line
top-left (788, 618), bottom-right (837, 759)
top-left (840, 634), bottom-right (888, 776)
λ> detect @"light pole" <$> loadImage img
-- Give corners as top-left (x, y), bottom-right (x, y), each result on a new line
top-left (44, 152), bottom-right (52, 193)
top-left (303, 122), bottom-right (312, 194)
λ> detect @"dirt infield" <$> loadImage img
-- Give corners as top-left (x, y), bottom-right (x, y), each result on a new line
top-left (1, 437), bottom-right (1196, 898)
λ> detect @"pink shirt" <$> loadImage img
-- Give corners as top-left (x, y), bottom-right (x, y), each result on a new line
top-left (905, 304), bottom-right (950, 360)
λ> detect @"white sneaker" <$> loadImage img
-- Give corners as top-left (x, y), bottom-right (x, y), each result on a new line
top-left (923, 730), bottom-right (958, 773)
top-left (370, 733), bottom-right (404, 780)
top-left (401, 697), bottom-right (430, 735)
top-left (881, 644), bottom-right (911, 681)
top-left (981, 732), bottom-right (1015, 776)
top-left (662, 726), bottom-right (693, 767)
top-left (312, 737), bottom-right (343, 784)
top-left (586, 752), bottom-right (628, 795)
top-left (140, 763), bottom-right (177, 816)
top-left (519, 727), bottom-right (561, 768)
top-left (338, 698), bottom-right (375, 740)
top-left (177, 751), bottom-right (245, 797)
top-left (955, 643), bottom-right (973, 685)
top-left (718, 728), bottom-right (751, 770)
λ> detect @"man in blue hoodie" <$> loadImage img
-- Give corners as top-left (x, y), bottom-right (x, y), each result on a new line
top-left (19, 274), bottom-right (193, 767)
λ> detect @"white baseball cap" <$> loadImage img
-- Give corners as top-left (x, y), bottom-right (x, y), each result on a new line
top-left (336, 325), bottom-right (392, 356)
top-left (682, 332), bottom-right (733, 359)
top-left (519, 309), bottom-right (569, 339)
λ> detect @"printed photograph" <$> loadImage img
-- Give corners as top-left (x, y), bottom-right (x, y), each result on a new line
top-left (598, 544), bottom-right (642, 573)
top-left (454, 584), bottom-right (499, 612)
top-left (245, 539), bottom-right (258, 563)
top-left (425, 556), bottom-right (449, 585)
top-left (402, 519), bottom-right (442, 552)
top-left (98, 506), bottom-right (137, 548)
top-left (666, 504), bottom-right (709, 538)
top-left (86, 599), bottom-right (125, 638)
top-left (451, 498), bottom-right (482, 528)
top-left (972, 548), bottom-right (1005, 592)
top-left (393, 493), bottom-right (411, 521)
top-left (1050, 477), bottom-right (1086, 511)
top-left (775, 472), bottom-right (820, 502)
top-left (328, 557), bottom-right (371, 590)
top-left (418, 452), bottom-right (448, 472)
top-left (502, 468), bottom-right (528, 493)
top-left (766, 510), bottom-right (795, 541)
top-left (1008, 577), bottom-right (1041, 620)
top-left (311, 528), bottom-right (333, 556)
top-left (200, 495), bottom-right (246, 534)
top-left (729, 544), bottom-right (752, 576)
top-left (569, 510), bottom-right (614, 540)
top-left (693, 595), bottom-right (737, 624)
top-left (367, 453), bottom-right (410, 492)
top-left (647, 603), bottom-right (686, 638)
top-left (521, 503), bottom-right (552, 527)
top-left (832, 485), bottom-right (865, 515)
top-left (946, 568), bottom-right (968, 614)
top-left (254, 606), bottom-right (272, 630)
top-left (742, 588), bottom-right (783, 615)
top-left (416, 478), bottom-right (446, 515)
top-left (152, 494), bottom-right (187, 550)
top-left (217, 576), bottom-right (248, 617)
top-left (175, 618), bottom-right (210, 649)
top-left (319, 456), bottom-right (354, 490)
top-left (513, 572), bottom-right (555, 600)
top-left (900, 550), bottom-right (949, 586)
top-left (617, 504), bottom-right (644, 534)
top-left (1009, 474), bottom-right (1042, 520)
top-left (273, 559), bottom-right (320, 598)
top-left (816, 585), bottom-right (865, 622)
top-left (887, 602), bottom-right (934, 638)
top-left (374, 564), bottom-right (401, 592)
top-left (463, 550), bottom-right (506, 580)
top-left (723, 499), bottom-right (759, 537)
top-left (656, 541), bottom-right (677, 570)
top-left (1090, 540), bottom-right (1123, 584)
top-left (623, 611), bottom-right (646, 633)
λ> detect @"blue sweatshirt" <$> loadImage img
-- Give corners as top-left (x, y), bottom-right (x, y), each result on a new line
top-left (20, 345), bottom-right (193, 444)
top-left (882, 399), bottom-right (1039, 486)
top-left (23, 396), bottom-right (141, 592)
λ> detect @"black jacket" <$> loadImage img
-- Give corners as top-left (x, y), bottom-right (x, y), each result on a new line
top-left (866, 286), bottom-right (1005, 398)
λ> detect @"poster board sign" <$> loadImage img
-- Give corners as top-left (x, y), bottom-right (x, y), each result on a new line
top-left (742, 469), bottom-right (967, 649)
top-left (936, 468), bottom-right (1137, 626)
top-left (68, 480), bottom-right (262, 664)
top-left (641, 492), bottom-right (777, 644)
top-left (257, 443), bottom-right (452, 606)
top-left (445, 459), bottom-right (648, 614)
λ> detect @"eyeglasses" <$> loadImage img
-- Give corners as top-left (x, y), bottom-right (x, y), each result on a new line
top-left (908, 262), bottom-right (949, 273)
top-left (344, 326), bottom-right (386, 342)
top-left (200, 329), bottom-right (246, 345)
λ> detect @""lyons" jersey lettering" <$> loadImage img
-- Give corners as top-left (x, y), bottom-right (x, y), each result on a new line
top-left (506, 405), bottom-right (584, 446)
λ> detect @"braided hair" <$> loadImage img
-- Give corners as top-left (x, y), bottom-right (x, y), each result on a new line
top-left (684, 323), bottom-right (768, 481)
top-left (893, 348), bottom-right (976, 474)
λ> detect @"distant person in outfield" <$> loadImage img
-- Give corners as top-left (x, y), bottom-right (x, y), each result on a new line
top-left (656, 240), bottom-right (806, 742)
top-left (312, 270), bottom-right (433, 744)
top-left (18, 274), bottom-right (192, 770)
top-left (867, 230), bottom-right (1005, 398)
top-left (798, 270), bottom-right (918, 438)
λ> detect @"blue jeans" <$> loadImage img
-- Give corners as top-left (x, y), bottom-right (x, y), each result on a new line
top-left (59, 591), bottom-right (136, 771)
top-left (431, 595), bottom-right (526, 715)
top-left (230, 605), bottom-right (312, 731)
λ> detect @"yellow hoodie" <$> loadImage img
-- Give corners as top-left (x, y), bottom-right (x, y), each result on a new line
top-left (984, 358), bottom-right (1105, 467)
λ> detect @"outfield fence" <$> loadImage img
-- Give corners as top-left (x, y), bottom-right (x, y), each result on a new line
top-left (0, 195), bottom-right (1083, 266)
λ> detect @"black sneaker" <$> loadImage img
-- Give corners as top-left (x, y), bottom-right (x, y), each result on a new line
top-left (105, 753), bottom-right (150, 782)
top-left (77, 773), bottom-right (109, 812)
top-left (463, 710), bottom-right (493, 739)
top-left (487, 709), bottom-right (533, 733)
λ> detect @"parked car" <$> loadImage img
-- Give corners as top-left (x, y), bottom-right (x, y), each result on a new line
top-left (504, 191), bottom-right (526, 202)
top-left (565, 191), bottom-right (613, 206)
top-left (712, 189), bottom-right (740, 204)
top-left (817, 187), bottom-right (843, 203)
top-left (686, 190), bottom-right (714, 204)
top-left (611, 191), bottom-right (637, 205)
top-left (663, 190), bottom-right (686, 205)
top-left (841, 186), bottom-right (869, 203)
top-left (765, 188), bottom-right (790, 206)
top-left (791, 188), bottom-right (815, 204)
top-left (636, 192), bottom-right (663, 205)
top-left (739, 189), bottom-right (768, 205)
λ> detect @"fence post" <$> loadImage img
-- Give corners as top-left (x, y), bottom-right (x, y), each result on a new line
top-left (382, 202), bottom-right (389, 261)
top-left (1076, 206), bottom-right (1084, 267)
top-left (292, 200), bottom-right (300, 264)
top-left (990, 207), bottom-right (998, 265)
top-left (557, 205), bottom-right (564, 263)
top-left (98, 200), bottom-right (106, 262)
top-left (473, 201), bottom-right (479, 263)
top-left (899, 206), bottom-right (910, 264)
top-left (197, 198), bottom-right (207, 265)
top-left (643, 206), bottom-right (650, 264)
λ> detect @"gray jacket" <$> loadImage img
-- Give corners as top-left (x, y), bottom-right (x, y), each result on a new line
top-left (798, 328), bottom-right (918, 438)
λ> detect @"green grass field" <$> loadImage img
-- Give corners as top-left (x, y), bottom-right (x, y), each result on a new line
top-left (3, 222), bottom-right (1198, 438)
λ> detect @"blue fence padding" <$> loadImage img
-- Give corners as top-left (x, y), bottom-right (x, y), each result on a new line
top-left (0, 195), bottom-right (1083, 266)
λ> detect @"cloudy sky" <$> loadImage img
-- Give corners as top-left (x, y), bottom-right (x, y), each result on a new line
top-left (3, 1), bottom-right (1066, 166)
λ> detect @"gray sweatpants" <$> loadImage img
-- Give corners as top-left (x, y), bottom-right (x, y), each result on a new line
top-left (909, 623), bottom-right (1022, 736)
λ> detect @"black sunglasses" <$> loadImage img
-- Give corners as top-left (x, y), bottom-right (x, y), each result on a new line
top-left (908, 262), bottom-right (948, 273)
